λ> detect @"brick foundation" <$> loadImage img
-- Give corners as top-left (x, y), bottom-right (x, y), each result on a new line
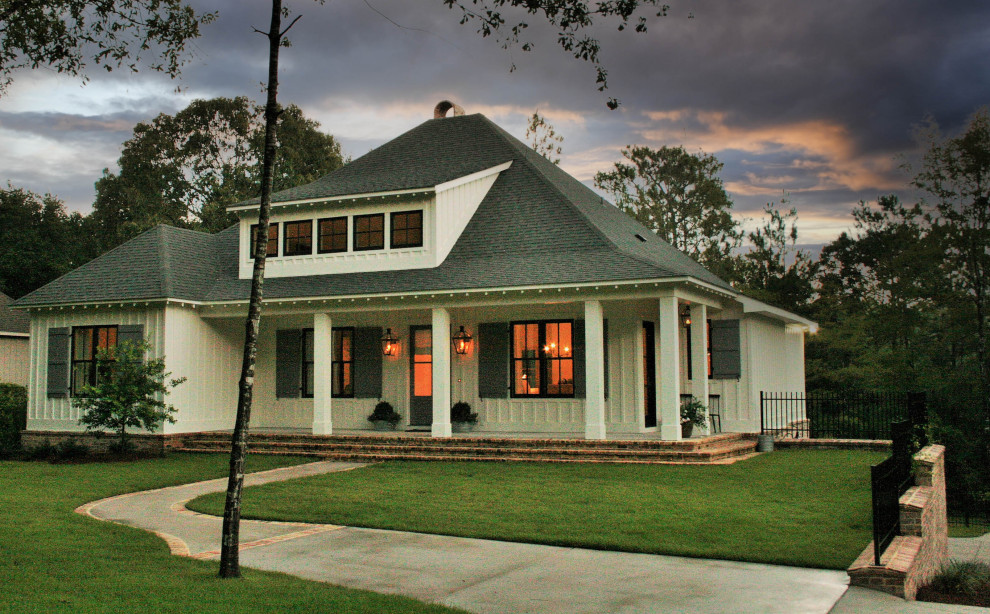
top-left (771, 437), bottom-right (891, 452)
top-left (847, 444), bottom-right (948, 600)
top-left (20, 430), bottom-right (181, 455)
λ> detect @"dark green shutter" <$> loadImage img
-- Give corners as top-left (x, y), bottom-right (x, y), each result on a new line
top-left (353, 327), bottom-right (383, 398)
top-left (603, 319), bottom-right (609, 400)
top-left (47, 327), bottom-right (70, 398)
top-left (572, 319), bottom-right (585, 398)
top-left (276, 329), bottom-right (302, 398)
top-left (478, 323), bottom-right (508, 398)
top-left (710, 319), bottom-right (741, 379)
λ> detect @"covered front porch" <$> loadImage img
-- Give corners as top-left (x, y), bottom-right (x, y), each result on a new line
top-left (195, 283), bottom-right (746, 442)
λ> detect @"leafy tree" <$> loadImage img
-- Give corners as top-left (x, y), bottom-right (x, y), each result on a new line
top-left (90, 96), bottom-right (344, 247)
top-left (0, 0), bottom-right (215, 96)
top-left (0, 184), bottom-right (97, 298)
top-left (734, 200), bottom-right (818, 314)
top-left (594, 145), bottom-right (741, 273)
top-left (76, 341), bottom-right (186, 452)
top-left (525, 111), bottom-right (563, 164)
top-left (913, 108), bottom-right (990, 402)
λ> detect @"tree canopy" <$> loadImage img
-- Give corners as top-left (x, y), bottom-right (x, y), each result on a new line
top-left (0, 184), bottom-right (96, 298)
top-left (594, 145), bottom-right (741, 273)
top-left (89, 96), bottom-right (345, 248)
top-left (0, 0), bottom-right (215, 96)
top-left (526, 111), bottom-right (564, 164)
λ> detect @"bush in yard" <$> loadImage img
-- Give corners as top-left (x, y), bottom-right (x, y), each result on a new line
top-left (0, 383), bottom-right (27, 458)
top-left (917, 560), bottom-right (990, 607)
top-left (75, 341), bottom-right (186, 452)
top-left (367, 401), bottom-right (400, 425)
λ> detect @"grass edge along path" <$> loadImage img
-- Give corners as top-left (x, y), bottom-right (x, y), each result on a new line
top-left (188, 449), bottom-right (885, 571)
top-left (0, 453), bottom-right (464, 614)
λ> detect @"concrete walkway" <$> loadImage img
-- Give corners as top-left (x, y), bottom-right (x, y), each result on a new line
top-left (78, 460), bottom-right (850, 614)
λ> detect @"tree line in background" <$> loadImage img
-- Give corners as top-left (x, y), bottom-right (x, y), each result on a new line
top-left (0, 96), bottom-right (344, 299)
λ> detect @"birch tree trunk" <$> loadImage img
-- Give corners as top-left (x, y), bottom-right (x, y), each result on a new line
top-left (219, 0), bottom-right (293, 579)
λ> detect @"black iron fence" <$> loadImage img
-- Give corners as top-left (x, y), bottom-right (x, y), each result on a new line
top-left (760, 391), bottom-right (929, 440)
top-left (870, 420), bottom-right (915, 565)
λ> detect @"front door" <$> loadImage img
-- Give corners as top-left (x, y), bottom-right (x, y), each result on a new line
top-left (409, 325), bottom-right (433, 427)
top-left (643, 321), bottom-right (657, 428)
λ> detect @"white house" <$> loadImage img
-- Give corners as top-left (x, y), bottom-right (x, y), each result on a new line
top-left (13, 102), bottom-right (814, 442)
top-left (0, 291), bottom-right (30, 386)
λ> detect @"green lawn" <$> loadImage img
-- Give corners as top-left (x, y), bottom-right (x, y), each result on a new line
top-left (188, 449), bottom-right (884, 570)
top-left (0, 453), bottom-right (463, 614)
top-left (950, 524), bottom-right (989, 538)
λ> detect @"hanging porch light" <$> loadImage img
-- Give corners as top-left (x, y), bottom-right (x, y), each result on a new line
top-left (381, 327), bottom-right (399, 356)
top-left (680, 306), bottom-right (692, 328)
top-left (452, 326), bottom-right (473, 355)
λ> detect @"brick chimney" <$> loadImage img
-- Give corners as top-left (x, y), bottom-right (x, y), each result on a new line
top-left (434, 100), bottom-right (465, 119)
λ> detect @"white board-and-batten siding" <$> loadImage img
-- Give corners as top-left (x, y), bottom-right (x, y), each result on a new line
top-left (26, 308), bottom-right (166, 432)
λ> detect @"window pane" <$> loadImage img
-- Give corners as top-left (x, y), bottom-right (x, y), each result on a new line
top-left (303, 364), bottom-right (314, 397)
top-left (72, 363), bottom-right (91, 394)
top-left (303, 329), bottom-right (314, 361)
top-left (413, 363), bottom-right (432, 397)
top-left (74, 329), bottom-right (91, 360)
top-left (391, 211), bottom-right (423, 248)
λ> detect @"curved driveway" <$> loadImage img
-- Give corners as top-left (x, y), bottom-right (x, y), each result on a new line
top-left (78, 460), bottom-right (849, 614)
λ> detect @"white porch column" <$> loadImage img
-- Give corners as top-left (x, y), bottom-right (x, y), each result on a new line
top-left (689, 304), bottom-right (710, 435)
top-left (658, 296), bottom-right (682, 440)
top-left (431, 307), bottom-right (452, 438)
top-left (584, 300), bottom-right (607, 440)
top-left (312, 313), bottom-right (333, 435)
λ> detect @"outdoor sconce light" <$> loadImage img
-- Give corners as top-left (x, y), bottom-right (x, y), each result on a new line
top-left (680, 306), bottom-right (692, 328)
top-left (452, 326), bottom-right (473, 355)
top-left (381, 328), bottom-right (399, 356)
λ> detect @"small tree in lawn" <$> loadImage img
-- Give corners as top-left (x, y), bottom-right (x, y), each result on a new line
top-left (76, 341), bottom-right (186, 452)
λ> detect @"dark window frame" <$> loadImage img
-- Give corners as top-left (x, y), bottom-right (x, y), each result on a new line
top-left (250, 222), bottom-right (279, 258)
top-left (283, 220), bottom-right (313, 257)
top-left (707, 319), bottom-right (713, 378)
top-left (317, 216), bottom-right (349, 254)
top-left (390, 209), bottom-right (424, 249)
top-left (510, 320), bottom-right (575, 399)
top-left (71, 325), bottom-right (118, 396)
top-left (332, 327), bottom-right (355, 398)
top-left (353, 213), bottom-right (385, 251)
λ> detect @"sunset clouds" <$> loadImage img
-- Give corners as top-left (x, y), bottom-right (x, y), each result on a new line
top-left (1, 0), bottom-right (987, 243)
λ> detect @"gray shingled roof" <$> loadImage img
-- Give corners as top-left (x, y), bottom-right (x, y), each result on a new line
top-left (0, 291), bottom-right (30, 333)
top-left (15, 113), bottom-right (733, 308)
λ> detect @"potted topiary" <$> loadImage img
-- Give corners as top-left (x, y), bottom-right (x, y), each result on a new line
top-left (367, 401), bottom-right (401, 431)
top-left (450, 401), bottom-right (478, 433)
top-left (680, 397), bottom-right (707, 438)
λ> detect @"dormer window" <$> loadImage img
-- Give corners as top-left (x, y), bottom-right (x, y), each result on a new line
top-left (354, 213), bottom-right (385, 251)
top-left (284, 220), bottom-right (313, 256)
top-left (251, 223), bottom-right (279, 258)
top-left (391, 210), bottom-right (423, 248)
top-left (318, 216), bottom-right (348, 253)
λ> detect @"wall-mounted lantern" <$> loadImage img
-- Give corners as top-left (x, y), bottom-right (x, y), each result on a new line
top-left (680, 306), bottom-right (692, 328)
top-left (452, 326), bottom-right (473, 355)
top-left (381, 328), bottom-right (399, 356)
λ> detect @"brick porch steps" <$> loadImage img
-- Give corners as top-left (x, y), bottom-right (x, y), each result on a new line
top-left (172, 432), bottom-right (757, 464)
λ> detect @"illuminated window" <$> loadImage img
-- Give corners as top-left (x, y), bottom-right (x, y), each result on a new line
top-left (353, 214), bottom-right (384, 251)
top-left (283, 220), bottom-right (313, 256)
top-left (332, 328), bottom-right (354, 397)
top-left (250, 223), bottom-right (279, 257)
top-left (511, 321), bottom-right (574, 397)
top-left (318, 216), bottom-right (348, 253)
top-left (71, 325), bottom-right (118, 395)
top-left (390, 210), bottom-right (423, 248)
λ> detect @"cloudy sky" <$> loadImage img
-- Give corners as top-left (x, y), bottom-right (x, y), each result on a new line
top-left (2, 0), bottom-right (989, 243)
